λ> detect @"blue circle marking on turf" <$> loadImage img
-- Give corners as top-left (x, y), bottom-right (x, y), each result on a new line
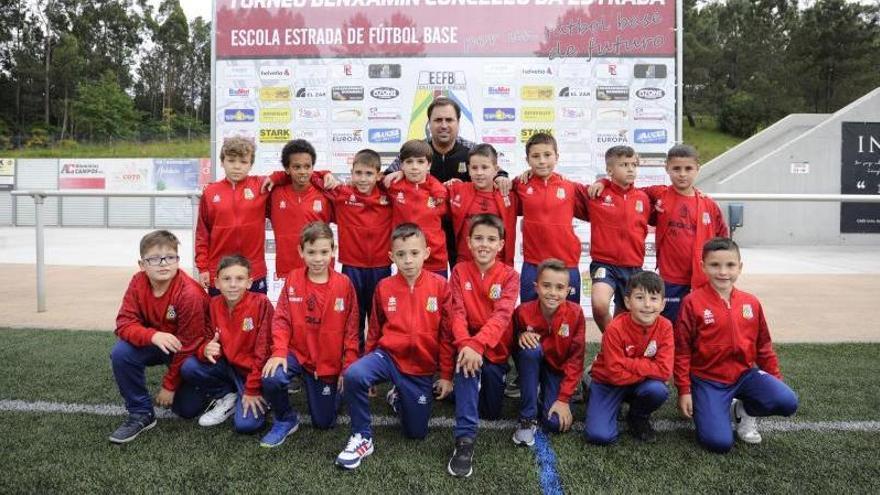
top-left (533, 430), bottom-right (565, 495)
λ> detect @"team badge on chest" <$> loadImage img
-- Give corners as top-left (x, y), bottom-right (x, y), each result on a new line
top-left (387, 296), bottom-right (397, 312)
top-left (703, 212), bottom-right (711, 225)
top-left (644, 340), bottom-right (657, 357)
top-left (635, 200), bottom-right (644, 213)
top-left (703, 308), bottom-right (715, 325)
top-left (334, 297), bottom-right (345, 312)
top-left (742, 304), bottom-right (754, 319)
top-left (313, 200), bottom-right (323, 212)
top-left (279, 200), bottom-right (287, 209)
top-left (488, 283), bottom-right (502, 300)
top-left (242, 317), bottom-right (254, 332)
top-left (212, 194), bottom-right (220, 203)
top-left (556, 187), bottom-right (566, 200)
top-left (165, 305), bottom-right (176, 321)
top-left (558, 323), bottom-right (570, 337)
top-left (243, 188), bottom-right (254, 200)
top-left (426, 296), bottom-right (438, 312)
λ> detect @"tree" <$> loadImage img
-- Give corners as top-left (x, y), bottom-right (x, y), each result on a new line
top-left (72, 70), bottom-right (140, 140)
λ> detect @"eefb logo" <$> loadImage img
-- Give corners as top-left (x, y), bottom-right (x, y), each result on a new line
top-left (483, 108), bottom-right (515, 122)
top-left (368, 128), bottom-right (402, 144)
top-left (634, 129), bottom-right (668, 144)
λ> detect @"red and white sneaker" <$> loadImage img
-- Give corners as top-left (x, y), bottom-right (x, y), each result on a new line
top-left (335, 433), bottom-right (374, 469)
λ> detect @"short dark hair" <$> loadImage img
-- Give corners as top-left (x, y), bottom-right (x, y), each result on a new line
top-left (400, 139), bottom-right (432, 162)
top-left (667, 143), bottom-right (699, 162)
top-left (300, 221), bottom-right (335, 248)
top-left (536, 258), bottom-right (568, 280)
top-left (353, 148), bottom-right (382, 172)
top-left (391, 222), bottom-right (425, 243)
top-left (139, 230), bottom-right (179, 257)
top-left (605, 145), bottom-right (636, 164)
top-left (525, 132), bottom-right (557, 155)
top-left (281, 139), bottom-right (316, 169)
top-left (468, 143), bottom-right (498, 166)
top-left (625, 271), bottom-right (665, 297)
top-left (702, 237), bottom-right (740, 260)
top-left (427, 96), bottom-right (461, 120)
top-left (217, 254), bottom-right (251, 276)
top-left (468, 213), bottom-right (505, 238)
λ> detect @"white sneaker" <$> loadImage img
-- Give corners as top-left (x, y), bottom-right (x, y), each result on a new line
top-left (336, 433), bottom-right (374, 470)
top-left (198, 392), bottom-right (237, 427)
top-left (731, 399), bottom-right (762, 444)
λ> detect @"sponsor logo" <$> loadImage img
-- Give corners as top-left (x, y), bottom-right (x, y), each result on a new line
top-left (636, 87), bottom-right (666, 100)
top-left (520, 128), bottom-right (554, 143)
top-left (332, 85), bottom-right (365, 101)
top-left (481, 127), bottom-right (517, 144)
top-left (596, 107), bottom-right (628, 122)
top-left (226, 87), bottom-right (251, 99)
top-left (484, 85), bottom-right (514, 98)
top-left (331, 129), bottom-right (364, 144)
top-left (368, 128), bottom-right (402, 143)
top-left (259, 65), bottom-right (291, 80)
top-left (521, 107), bottom-right (555, 122)
top-left (369, 63), bottom-right (402, 78)
top-left (521, 65), bottom-right (554, 77)
top-left (633, 106), bottom-right (668, 121)
top-left (520, 85), bottom-right (554, 100)
top-left (224, 108), bottom-right (255, 123)
top-left (295, 65), bottom-right (329, 81)
top-left (557, 64), bottom-right (590, 79)
top-left (483, 64), bottom-right (515, 77)
top-left (596, 85), bottom-right (629, 101)
top-left (483, 107), bottom-right (516, 121)
top-left (224, 65), bottom-right (255, 79)
top-left (331, 63), bottom-right (365, 78)
top-left (295, 86), bottom-right (327, 99)
top-left (260, 86), bottom-right (291, 101)
top-left (370, 86), bottom-right (400, 99)
top-left (259, 108), bottom-right (291, 124)
top-left (221, 128), bottom-right (255, 140)
top-left (296, 107), bottom-right (327, 122)
top-left (558, 86), bottom-right (591, 99)
top-left (595, 63), bottom-right (624, 78)
top-left (559, 107), bottom-right (588, 121)
top-left (260, 128), bottom-right (291, 143)
top-left (296, 128), bottom-right (327, 144)
top-left (331, 151), bottom-right (357, 166)
top-left (634, 64), bottom-right (667, 79)
top-left (634, 128), bottom-right (668, 144)
top-left (595, 130), bottom-right (629, 145)
top-left (417, 71), bottom-right (466, 90)
top-left (367, 107), bottom-right (402, 121)
top-left (332, 108), bottom-right (365, 122)
top-left (558, 128), bottom-right (589, 143)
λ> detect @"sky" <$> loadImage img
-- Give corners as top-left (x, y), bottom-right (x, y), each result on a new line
top-left (158, 0), bottom-right (213, 22)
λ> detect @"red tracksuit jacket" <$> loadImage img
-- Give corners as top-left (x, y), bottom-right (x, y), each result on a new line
top-left (115, 270), bottom-right (210, 391)
top-left (512, 300), bottom-right (586, 403)
top-left (269, 184), bottom-right (334, 277)
top-left (643, 185), bottom-right (729, 287)
top-left (271, 268), bottom-right (360, 380)
top-left (447, 181), bottom-right (518, 266)
top-left (449, 260), bottom-right (520, 364)
top-left (386, 176), bottom-right (449, 272)
top-left (197, 292), bottom-right (273, 396)
top-left (514, 173), bottom-right (589, 267)
top-left (674, 285), bottom-right (782, 395)
top-left (587, 181), bottom-right (651, 268)
top-left (591, 313), bottom-right (674, 386)
top-left (367, 271), bottom-right (455, 379)
top-left (311, 174), bottom-right (392, 268)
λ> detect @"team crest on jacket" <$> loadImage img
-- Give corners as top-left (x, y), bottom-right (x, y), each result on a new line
top-left (165, 305), bottom-right (176, 321)
top-left (489, 283), bottom-right (502, 300)
top-left (703, 308), bottom-right (715, 325)
top-left (635, 200), bottom-right (644, 213)
top-left (556, 187), bottom-right (566, 200)
top-left (334, 297), bottom-right (345, 312)
top-left (313, 200), bottom-right (323, 212)
top-left (280, 200), bottom-right (287, 209)
top-left (644, 339), bottom-right (657, 357)
top-left (742, 304), bottom-right (754, 319)
top-left (243, 188), bottom-right (255, 200)
top-left (426, 296), bottom-right (438, 312)
top-left (387, 296), bottom-right (397, 312)
top-left (242, 317), bottom-right (254, 332)
top-left (212, 194), bottom-right (220, 203)
top-left (379, 195), bottom-right (389, 205)
top-left (558, 323), bottom-right (570, 337)
top-left (702, 212), bottom-right (711, 224)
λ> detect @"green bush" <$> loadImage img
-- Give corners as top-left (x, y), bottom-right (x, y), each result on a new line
top-left (718, 90), bottom-right (763, 138)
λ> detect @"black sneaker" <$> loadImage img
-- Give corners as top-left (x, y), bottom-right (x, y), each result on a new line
top-left (447, 436), bottom-right (475, 478)
top-left (109, 413), bottom-right (157, 444)
top-left (627, 414), bottom-right (657, 443)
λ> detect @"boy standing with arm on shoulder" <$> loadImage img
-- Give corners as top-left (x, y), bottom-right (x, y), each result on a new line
top-left (260, 222), bottom-right (360, 447)
top-left (109, 230), bottom-right (211, 443)
top-left (675, 238), bottom-right (798, 453)
top-left (585, 271), bottom-right (673, 445)
top-left (512, 259), bottom-right (586, 446)
top-left (180, 255), bottom-right (274, 434)
top-left (447, 214), bottom-right (519, 478)
top-left (336, 223), bottom-right (455, 470)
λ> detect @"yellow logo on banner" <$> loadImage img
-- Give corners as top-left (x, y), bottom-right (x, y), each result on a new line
top-left (520, 128), bottom-right (554, 143)
top-left (521, 107), bottom-right (555, 123)
top-left (520, 86), bottom-right (555, 100)
top-left (259, 87), bottom-right (291, 102)
top-left (260, 128), bottom-right (291, 142)
top-left (260, 108), bottom-right (291, 124)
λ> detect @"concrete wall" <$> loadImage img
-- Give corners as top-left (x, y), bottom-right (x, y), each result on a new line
top-left (698, 87), bottom-right (880, 245)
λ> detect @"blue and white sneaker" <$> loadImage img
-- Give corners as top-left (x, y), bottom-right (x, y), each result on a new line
top-left (259, 417), bottom-right (300, 448)
top-left (335, 433), bottom-right (374, 469)
top-left (386, 386), bottom-right (400, 414)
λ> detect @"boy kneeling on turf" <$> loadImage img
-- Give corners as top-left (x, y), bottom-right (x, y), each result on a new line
top-left (447, 214), bottom-right (519, 477)
top-left (336, 223), bottom-right (455, 470)
top-left (109, 230), bottom-right (210, 443)
top-left (512, 259), bottom-right (586, 446)
top-left (675, 238), bottom-right (798, 453)
top-left (585, 271), bottom-right (673, 445)
top-left (180, 255), bottom-right (274, 434)
top-left (261, 222), bottom-right (360, 447)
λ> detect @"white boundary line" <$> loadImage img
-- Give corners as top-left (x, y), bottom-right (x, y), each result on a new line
top-left (2, 399), bottom-right (879, 433)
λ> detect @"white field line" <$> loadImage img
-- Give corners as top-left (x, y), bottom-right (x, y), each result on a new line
top-left (2, 399), bottom-right (879, 433)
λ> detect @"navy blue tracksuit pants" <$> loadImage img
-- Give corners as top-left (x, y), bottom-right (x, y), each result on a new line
top-left (453, 361), bottom-right (508, 439)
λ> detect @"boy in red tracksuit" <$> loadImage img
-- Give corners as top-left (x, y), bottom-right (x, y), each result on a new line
top-left (311, 149), bottom-right (393, 351)
top-left (336, 223), bottom-right (455, 470)
top-left (180, 255), bottom-right (274, 434)
top-left (513, 132), bottom-right (589, 303)
top-left (585, 271), bottom-right (673, 445)
top-left (675, 238), bottom-right (798, 453)
top-left (586, 145), bottom-right (652, 332)
top-left (109, 230), bottom-right (211, 444)
top-left (447, 214), bottom-right (519, 478)
top-left (447, 144), bottom-right (518, 267)
top-left (512, 258), bottom-right (586, 446)
top-left (260, 222), bottom-right (360, 448)
top-left (196, 137), bottom-right (288, 295)
top-left (386, 139), bottom-right (449, 277)
top-left (269, 139), bottom-right (334, 278)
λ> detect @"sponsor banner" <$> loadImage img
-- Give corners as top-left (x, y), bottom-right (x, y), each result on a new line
top-left (596, 85), bottom-right (629, 101)
top-left (520, 85), bottom-right (554, 100)
top-left (559, 107), bottom-right (588, 122)
top-left (58, 160), bottom-right (106, 189)
top-left (0, 158), bottom-right (14, 189)
top-left (639, 153), bottom-right (667, 167)
top-left (634, 87), bottom-right (666, 100)
top-left (634, 128), bottom-right (668, 144)
top-left (558, 86), bottom-right (591, 99)
top-left (332, 107), bottom-right (365, 122)
top-left (521, 65), bottom-right (554, 78)
top-left (295, 128), bottom-right (328, 145)
top-left (484, 85), bottom-right (514, 99)
top-left (369, 86), bottom-right (400, 100)
top-left (367, 107), bottom-right (402, 121)
top-left (521, 107), bottom-right (555, 123)
top-left (520, 128), bottom-right (554, 143)
top-left (224, 108), bottom-right (256, 123)
top-left (224, 65), bottom-right (255, 79)
top-left (260, 107), bottom-right (292, 124)
top-left (595, 63), bottom-right (625, 79)
top-left (294, 86), bottom-right (327, 99)
top-left (841, 122), bottom-right (880, 233)
top-left (331, 128), bottom-right (365, 145)
top-left (634, 63), bottom-right (667, 79)
top-left (296, 107), bottom-right (327, 122)
top-left (596, 107), bottom-right (628, 123)
top-left (260, 86), bottom-right (291, 101)
top-left (595, 130), bottom-right (629, 146)
top-left (557, 64), bottom-right (590, 79)
top-left (633, 106), bottom-right (668, 121)
top-left (259, 65), bottom-right (292, 80)
top-left (418, 71), bottom-right (466, 90)
top-left (368, 128), bottom-right (402, 144)
top-left (483, 64), bottom-right (516, 77)
top-left (369, 63), bottom-right (402, 78)
top-left (260, 128), bottom-right (292, 142)
top-left (483, 107), bottom-right (516, 122)
top-left (331, 63), bottom-right (365, 79)
top-left (106, 160), bottom-right (152, 191)
top-left (331, 85), bottom-right (365, 101)
top-left (154, 159), bottom-right (202, 191)
top-left (558, 128), bottom-right (590, 144)
top-left (481, 127), bottom-right (517, 145)
top-left (225, 87), bottom-right (252, 99)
